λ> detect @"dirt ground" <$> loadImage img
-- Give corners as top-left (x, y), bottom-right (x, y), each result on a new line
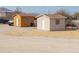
top-left (0, 24), bottom-right (79, 52)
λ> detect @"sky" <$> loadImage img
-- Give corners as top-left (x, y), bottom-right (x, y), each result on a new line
top-left (4, 6), bottom-right (79, 14)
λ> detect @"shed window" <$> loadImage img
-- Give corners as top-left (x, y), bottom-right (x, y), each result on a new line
top-left (55, 19), bottom-right (60, 25)
top-left (26, 17), bottom-right (30, 22)
top-left (24, 17), bottom-right (30, 22)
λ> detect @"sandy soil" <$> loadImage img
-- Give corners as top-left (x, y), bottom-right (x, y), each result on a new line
top-left (0, 24), bottom-right (79, 52)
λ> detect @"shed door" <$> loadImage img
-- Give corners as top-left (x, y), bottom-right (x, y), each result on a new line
top-left (42, 20), bottom-right (45, 30)
top-left (16, 18), bottom-right (19, 26)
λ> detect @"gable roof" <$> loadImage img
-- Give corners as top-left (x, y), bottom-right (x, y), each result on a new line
top-left (50, 14), bottom-right (67, 18)
top-left (13, 12), bottom-right (36, 17)
top-left (36, 13), bottom-right (67, 19)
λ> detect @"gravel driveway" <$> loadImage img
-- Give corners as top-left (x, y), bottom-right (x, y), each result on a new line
top-left (0, 24), bottom-right (79, 52)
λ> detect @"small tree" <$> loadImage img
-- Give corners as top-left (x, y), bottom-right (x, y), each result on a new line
top-left (14, 6), bottom-right (22, 14)
top-left (74, 12), bottom-right (79, 16)
top-left (74, 12), bottom-right (79, 19)
top-left (56, 10), bottom-right (72, 19)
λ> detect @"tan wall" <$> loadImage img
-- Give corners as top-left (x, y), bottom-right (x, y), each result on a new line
top-left (0, 12), bottom-right (6, 17)
top-left (37, 15), bottom-right (65, 31)
top-left (50, 18), bottom-right (65, 31)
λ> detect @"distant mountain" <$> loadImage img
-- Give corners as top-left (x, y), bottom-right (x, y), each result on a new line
top-left (0, 7), bottom-right (12, 12)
